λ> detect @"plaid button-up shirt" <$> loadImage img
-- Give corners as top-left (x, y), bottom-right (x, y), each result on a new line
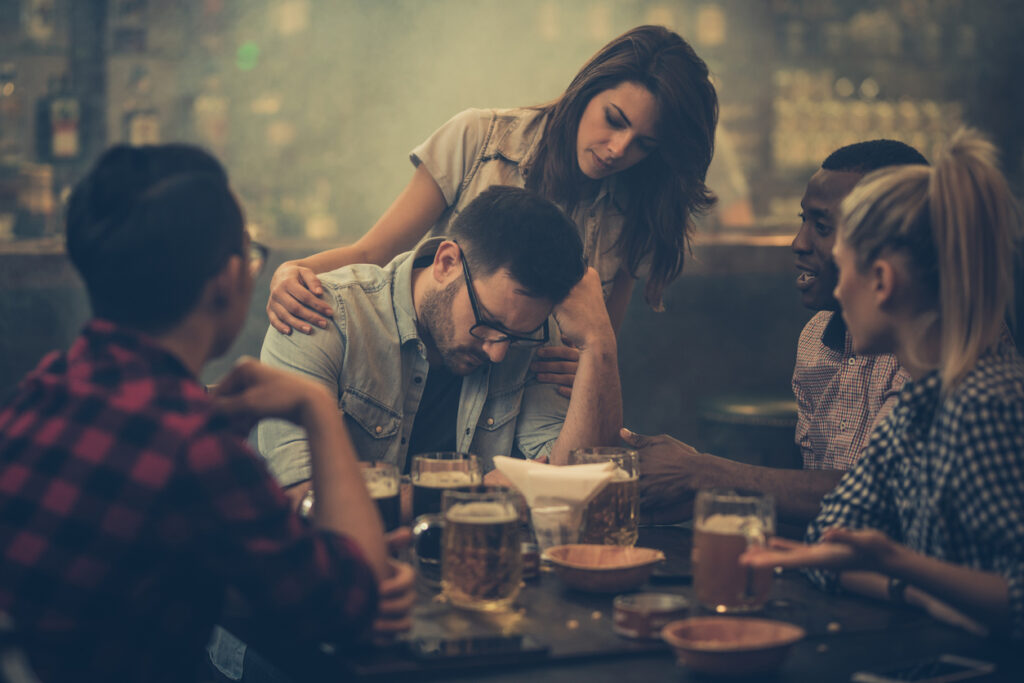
top-left (0, 320), bottom-right (377, 681)
top-left (792, 311), bottom-right (909, 470)
top-left (805, 344), bottom-right (1024, 639)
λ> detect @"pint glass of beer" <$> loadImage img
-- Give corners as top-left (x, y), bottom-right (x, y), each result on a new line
top-left (568, 447), bottom-right (639, 546)
top-left (410, 452), bottom-right (482, 519)
top-left (360, 462), bottom-right (401, 531)
top-left (440, 489), bottom-right (522, 611)
top-left (692, 489), bottom-right (775, 613)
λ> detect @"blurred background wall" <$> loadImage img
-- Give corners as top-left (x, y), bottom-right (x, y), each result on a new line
top-left (1, 0), bottom-right (1022, 464)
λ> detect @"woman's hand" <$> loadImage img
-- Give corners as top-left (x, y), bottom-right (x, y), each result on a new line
top-left (531, 345), bottom-right (579, 398)
top-left (266, 261), bottom-right (334, 335)
top-left (741, 528), bottom-right (902, 574)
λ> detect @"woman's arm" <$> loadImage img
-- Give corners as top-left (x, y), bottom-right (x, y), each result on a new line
top-left (743, 529), bottom-right (1011, 633)
top-left (605, 267), bottom-right (634, 333)
top-left (267, 164), bottom-right (447, 334)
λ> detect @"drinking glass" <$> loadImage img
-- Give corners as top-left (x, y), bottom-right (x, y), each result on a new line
top-left (567, 447), bottom-right (639, 546)
top-left (692, 489), bottom-right (775, 613)
top-left (360, 462), bottom-right (400, 532)
top-left (415, 489), bottom-right (522, 611)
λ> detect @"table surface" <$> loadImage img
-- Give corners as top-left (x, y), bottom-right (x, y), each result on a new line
top-left (234, 526), bottom-right (1023, 682)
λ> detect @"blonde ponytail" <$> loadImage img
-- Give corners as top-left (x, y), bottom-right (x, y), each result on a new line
top-left (840, 128), bottom-right (1022, 394)
top-left (930, 130), bottom-right (1020, 391)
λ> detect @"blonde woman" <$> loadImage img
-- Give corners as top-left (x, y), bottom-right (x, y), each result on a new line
top-left (744, 129), bottom-right (1024, 639)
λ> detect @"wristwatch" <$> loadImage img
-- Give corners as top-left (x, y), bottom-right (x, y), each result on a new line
top-left (887, 576), bottom-right (908, 603)
top-left (298, 488), bottom-right (316, 519)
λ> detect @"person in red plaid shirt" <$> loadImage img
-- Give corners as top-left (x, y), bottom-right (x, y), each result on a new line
top-left (0, 145), bottom-right (413, 682)
top-left (623, 140), bottom-right (928, 526)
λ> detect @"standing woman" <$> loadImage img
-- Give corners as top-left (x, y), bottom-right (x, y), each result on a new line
top-left (266, 25), bottom-right (717, 351)
top-left (744, 129), bottom-right (1024, 638)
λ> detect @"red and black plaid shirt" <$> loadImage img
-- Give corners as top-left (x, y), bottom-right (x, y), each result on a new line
top-left (0, 320), bottom-right (378, 682)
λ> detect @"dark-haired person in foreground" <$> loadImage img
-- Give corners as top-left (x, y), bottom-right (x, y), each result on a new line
top-left (0, 144), bottom-right (413, 681)
top-left (624, 140), bottom-right (928, 525)
top-left (210, 184), bottom-right (622, 679)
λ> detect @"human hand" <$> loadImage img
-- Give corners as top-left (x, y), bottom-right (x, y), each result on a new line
top-left (211, 357), bottom-right (331, 428)
top-left (551, 269), bottom-right (614, 351)
top-left (531, 345), bottom-right (579, 399)
top-left (372, 557), bottom-right (416, 641)
top-left (740, 528), bottom-right (901, 574)
top-left (619, 428), bottom-right (704, 511)
top-left (267, 262), bottom-right (333, 335)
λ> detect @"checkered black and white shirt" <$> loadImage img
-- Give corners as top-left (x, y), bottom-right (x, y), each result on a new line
top-left (805, 343), bottom-right (1024, 639)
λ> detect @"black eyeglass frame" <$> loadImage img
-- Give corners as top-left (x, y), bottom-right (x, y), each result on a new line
top-left (456, 245), bottom-right (549, 348)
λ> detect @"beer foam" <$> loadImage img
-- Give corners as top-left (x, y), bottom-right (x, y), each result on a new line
top-left (446, 501), bottom-right (517, 524)
top-left (365, 477), bottom-right (399, 498)
top-left (416, 470), bottom-right (480, 488)
top-left (697, 513), bottom-right (768, 535)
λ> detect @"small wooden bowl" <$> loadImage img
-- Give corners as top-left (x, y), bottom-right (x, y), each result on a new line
top-left (661, 616), bottom-right (806, 676)
top-left (543, 544), bottom-right (665, 593)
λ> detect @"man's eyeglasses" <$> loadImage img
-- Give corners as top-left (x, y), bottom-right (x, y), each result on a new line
top-left (247, 241), bottom-right (269, 278)
top-left (458, 247), bottom-right (548, 348)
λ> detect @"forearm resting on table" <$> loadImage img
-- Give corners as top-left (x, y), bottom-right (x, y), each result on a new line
top-left (881, 546), bottom-right (1011, 632)
top-left (547, 338), bottom-right (622, 465)
top-left (839, 571), bottom-right (988, 635)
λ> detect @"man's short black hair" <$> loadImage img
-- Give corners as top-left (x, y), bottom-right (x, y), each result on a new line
top-left (449, 186), bottom-right (585, 303)
top-left (66, 144), bottom-right (244, 334)
top-left (822, 139), bottom-right (929, 174)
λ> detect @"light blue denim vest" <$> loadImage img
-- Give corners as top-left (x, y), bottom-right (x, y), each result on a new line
top-left (209, 239), bottom-right (567, 679)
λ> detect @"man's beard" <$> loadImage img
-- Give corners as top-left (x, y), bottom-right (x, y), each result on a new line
top-left (420, 281), bottom-right (489, 375)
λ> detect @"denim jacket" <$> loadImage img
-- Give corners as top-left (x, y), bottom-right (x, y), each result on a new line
top-left (257, 238), bottom-right (567, 485)
top-left (210, 239), bottom-right (569, 679)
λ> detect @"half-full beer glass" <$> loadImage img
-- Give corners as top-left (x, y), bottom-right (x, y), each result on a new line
top-left (568, 447), bottom-right (639, 546)
top-left (410, 452), bottom-right (482, 518)
top-left (360, 462), bottom-right (400, 531)
top-left (692, 489), bottom-right (775, 613)
top-left (415, 489), bottom-right (522, 611)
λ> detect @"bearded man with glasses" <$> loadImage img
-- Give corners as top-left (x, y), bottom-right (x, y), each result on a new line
top-left (255, 184), bottom-right (621, 497)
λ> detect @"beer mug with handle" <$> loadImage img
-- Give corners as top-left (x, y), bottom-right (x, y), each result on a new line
top-left (414, 489), bottom-right (522, 611)
top-left (568, 447), bottom-right (639, 546)
top-left (409, 452), bottom-right (482, 586)
top-left (360, 462), bottom-right (401, 532)
top-left (692, 489), bottom-right (775, 613)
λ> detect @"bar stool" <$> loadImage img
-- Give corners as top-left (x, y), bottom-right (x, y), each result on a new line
top-left (696, 395), bottom-right (800, 470)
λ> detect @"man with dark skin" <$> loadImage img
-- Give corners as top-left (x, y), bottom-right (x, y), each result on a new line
top-left (622, 140), bottom-right (927, 525)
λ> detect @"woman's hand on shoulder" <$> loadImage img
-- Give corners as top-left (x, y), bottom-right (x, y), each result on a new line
top-left (531, 345), bottom-right (579, 398)
top-left (267, 261), bottom-right (334, 335)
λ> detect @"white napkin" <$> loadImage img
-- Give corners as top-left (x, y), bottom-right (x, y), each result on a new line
top-left (492, 455), bottom-right (615, 508)
top-left (493, 456), bottom-right (616, 552)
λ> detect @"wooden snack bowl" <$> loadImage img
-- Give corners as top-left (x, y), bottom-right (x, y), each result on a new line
top-left (543, 544), bottom-right (665, 593)
top-left (661, 616), bottom-right (806, 676)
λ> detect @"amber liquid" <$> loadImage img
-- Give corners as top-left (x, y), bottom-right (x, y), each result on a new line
top-left (692, 525), bottom-right (772, 613)
top-left (580, 477), bottom-right (638, 546)
top-left (441, 503), bottom-right (521, 611)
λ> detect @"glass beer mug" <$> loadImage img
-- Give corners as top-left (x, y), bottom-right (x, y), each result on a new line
top-left (409, 452), bottom-right (482, 519)
top-left (692, 489), bottom-right (775, 613)
top-left (360, 462), bottom-right (401, 532)
top-left (414, 489), bottom-right (522, 611)
top-left (568, 447), bottom-right (639, 546)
